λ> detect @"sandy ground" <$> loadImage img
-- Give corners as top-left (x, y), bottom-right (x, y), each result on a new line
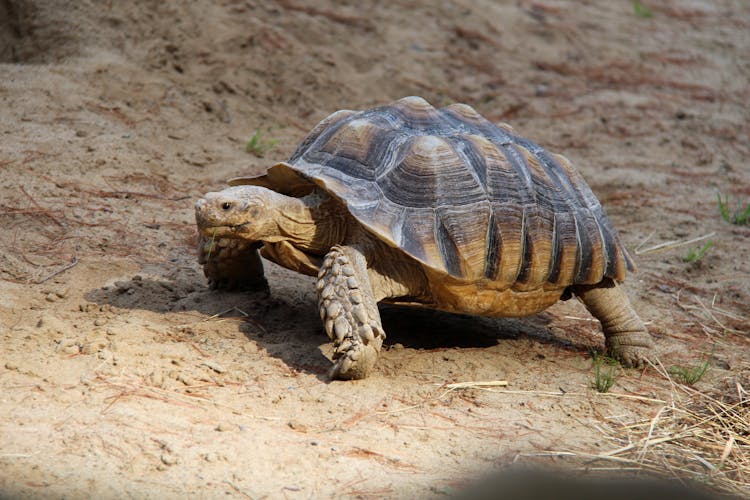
top-left (1, 0), bottom-right (749, 498)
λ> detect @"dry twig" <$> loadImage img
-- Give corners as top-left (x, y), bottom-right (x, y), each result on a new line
top-left (35, 256), bottom-right (79, 284)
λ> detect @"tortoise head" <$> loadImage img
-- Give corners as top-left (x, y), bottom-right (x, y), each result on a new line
top-left (195, 185), bottom-right (277, 242)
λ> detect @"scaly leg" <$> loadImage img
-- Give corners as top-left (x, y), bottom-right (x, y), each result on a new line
top-left (317, 245), bottom-right (385, 380)
top-left (198, 235), bottom-right (268, 291)
top-left (572, 278), bottom-right (654, 367)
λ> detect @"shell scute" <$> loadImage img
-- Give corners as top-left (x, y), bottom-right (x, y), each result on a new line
top-left (514, 206), bottom-right (555, 291)
top-left (485, 203), bottom-right (524, 285)
top-left (435, 202), bottom-right (491, 279)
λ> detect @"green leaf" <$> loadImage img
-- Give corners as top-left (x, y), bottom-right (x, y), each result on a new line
top-left (633, 1), bottom-right (653, 18)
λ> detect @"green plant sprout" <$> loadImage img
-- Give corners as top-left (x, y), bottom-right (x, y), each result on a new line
top-left (717, 193), bottom-right (750, 225)
top-left (669, 354), bottom-right (711, 386)
top-left (245, 129), bottom-right (278, 157)
top-left (683, 240), bottom-right (714, 263)
top-left (633, 1), bottom-right (653, 18)
top-left (591, 353), bottom-right (618, 393)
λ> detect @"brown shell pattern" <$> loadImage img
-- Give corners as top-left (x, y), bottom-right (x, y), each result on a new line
top-left (286, 96), bottom-right (635, 288)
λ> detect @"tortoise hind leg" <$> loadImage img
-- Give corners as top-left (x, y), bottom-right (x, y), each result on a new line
top-left (572, 278), bottom-right (654, 367)
top-left (198, 235), bottom-right (268, 291)
top-left (317, 245), bottom-right (385, 380)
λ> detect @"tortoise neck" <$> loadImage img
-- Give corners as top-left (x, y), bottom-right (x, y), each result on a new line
top-left (271, 189), bottom-right (346, 255)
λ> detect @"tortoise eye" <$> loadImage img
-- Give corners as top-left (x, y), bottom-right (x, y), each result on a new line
top-left (221, 202), bottom-right (232, 210)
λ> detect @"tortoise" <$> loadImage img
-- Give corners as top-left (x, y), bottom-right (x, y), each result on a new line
top-left (195, 96), bottom-right (653, 380)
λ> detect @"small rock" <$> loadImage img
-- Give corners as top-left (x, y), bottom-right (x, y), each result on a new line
top-left (215, 423), bottom-right (233, 432)
top-left (62, 344), bottom-right (80, 355)
top-left (287, 420), bottom-right (309, 432)
top-left (177, 373), bottom-right (195, 386)
top-left (153, 439), bottom-right (173, 453)
top-left (81, 337), bottom-right (108, 355)
top-left (160, 453), bottom-right (177, 465)
top-left (106, 328), bottom-right (116, 336)
top-left (5, 362), bottom-right (18, 370)
top-left (202, 452), bottom-right (227, 462)
top-left (55, 289), bottom-right (68, 299)
top-left (149, 371), bottom-right (165, 388)
top-left (202, 360), bottom-right (226, 374)
top-left (45, 293), bottom-right (56, 302)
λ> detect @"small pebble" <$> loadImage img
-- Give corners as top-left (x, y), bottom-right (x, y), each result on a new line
top-left (5, 362), bottom-right (18, 370)
top-left (148, 371), bottom-right (165, 388)
top-left (287, 420), bottom-right (309, 432)
top-left (93, 319), bottom-right (104, 326)
top-left (62, 344), bottom-right (80, 355)
top-left (202, 360), bottom-right (226, 374)
top-left (45, 293), bottom-right (56, 302)
top-left (81, 338), bottom-right (108, 354)
top-left (160, 453), bottom-right (178, 466)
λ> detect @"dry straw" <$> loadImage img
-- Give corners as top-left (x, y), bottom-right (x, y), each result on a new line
top-left (521, 360), bottom-right (749, 496)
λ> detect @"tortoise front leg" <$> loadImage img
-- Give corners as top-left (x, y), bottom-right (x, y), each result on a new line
top-left (317, 245), bottom-right (385, 380)
top-left (572, 278), bottom-right (654, 367)
top-left (198, 235), bottom-right (268, 291)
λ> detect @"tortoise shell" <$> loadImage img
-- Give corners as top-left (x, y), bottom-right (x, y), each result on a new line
top-left (246, 96), bottom-right (634, 290)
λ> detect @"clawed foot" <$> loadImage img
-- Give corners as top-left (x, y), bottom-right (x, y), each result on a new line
top-left (606, 331), bottom-right (654, 368)
top-left (329, 338), bottom-right (381, 380)
top-left (199, 236), bottom-right (268, 292)
top-left (318, 246), bottom-right (385, 380)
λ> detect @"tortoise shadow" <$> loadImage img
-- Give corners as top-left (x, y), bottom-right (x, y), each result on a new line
top-left (380, 304), bottom-right (551, 349)
top-left (85, 268), bottom-right (594, 379)
top-left (84, 271), bottom-right (334, 379)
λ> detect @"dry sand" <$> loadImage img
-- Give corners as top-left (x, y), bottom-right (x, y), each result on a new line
top-left (1, 0), bottom-right (748, 497)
